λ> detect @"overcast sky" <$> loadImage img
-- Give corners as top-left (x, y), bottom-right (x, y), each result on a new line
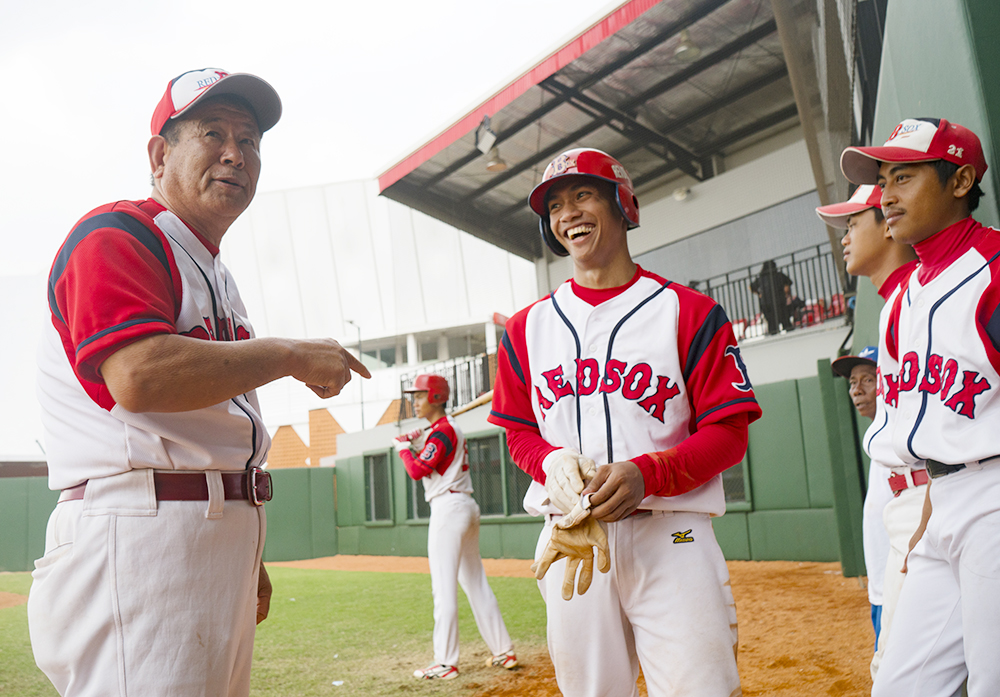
top-left (1, 0), bottom-right (621, 278)
top-left (0, 0), bottom-right (625, 457)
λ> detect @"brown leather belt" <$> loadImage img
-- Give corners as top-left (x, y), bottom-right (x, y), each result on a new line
top-left (58, 469), bottom-right (273, 506)
top-left (888, 469), bottom-right (930, 496)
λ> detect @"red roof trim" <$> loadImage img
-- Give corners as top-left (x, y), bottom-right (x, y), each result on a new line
top-left (377, 0), bottom-right (661, 193)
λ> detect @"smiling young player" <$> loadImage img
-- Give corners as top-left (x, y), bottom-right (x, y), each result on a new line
top-left (488, 148), bottom-right (761, 697)
top-left (841, 118), bottom-right (997, 696)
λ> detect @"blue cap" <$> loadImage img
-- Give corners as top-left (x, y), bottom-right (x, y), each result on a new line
top-left (831, 346), bottom-right (878, 379)
top-left (858, 345), bottom-right (878, 362)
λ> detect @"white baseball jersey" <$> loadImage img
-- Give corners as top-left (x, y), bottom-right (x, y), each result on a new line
top-left (490, 266), bottom-right (757, 697)
top-left (400, 416), bottom-right (473, 501)
top-left (873, 217), bottom-right (1000, 696)
top-left (864, 262), bottom-right (924, 473)
top-left (37, 199), bottom-right (270, 491)
top-left (490, 268), bottom-right (760, 516)
top-left (884, 218), bottom-right (1000, 465)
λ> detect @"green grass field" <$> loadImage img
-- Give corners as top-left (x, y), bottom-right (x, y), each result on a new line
top-left (0, 567), bottom-right (548, 696)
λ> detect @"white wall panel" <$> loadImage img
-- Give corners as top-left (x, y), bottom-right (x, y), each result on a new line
top-left (412, 212), bottom-right (468, 326)
top-left (247, 194), bottom-right (307, 338)
top-left (284, 187), bottom-right (343, 338)
top-left (324, 182), bottom-right (387, 337)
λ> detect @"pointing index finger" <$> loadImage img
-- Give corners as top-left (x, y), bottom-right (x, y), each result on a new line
top-left (347, 351), bottom-right (372, 378)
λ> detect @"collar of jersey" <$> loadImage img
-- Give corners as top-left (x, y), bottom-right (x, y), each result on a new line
top-left (878, 260), bottom-right (919, 300)
top-left (913, 217), bottom-right (983, 285)
top-left (570, 265), bottom-right (644, 306)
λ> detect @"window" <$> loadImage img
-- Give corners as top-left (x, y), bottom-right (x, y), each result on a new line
top-left (404, 434), bottom-right (534, 519)
top-left (407, 476), bottom-right (431, 520)
top-left (380, 347), bottom-right (396, 367)
top-left (722, 456), bottom-right (749, 504)
top-left (420, 341), bottom-right (438, 361)
top-left (468, 436), bottom-right (504, 515)
top-left (364, 452), bottom-right (393, 521)
top-left (469, 434), bottom-right (534, 516)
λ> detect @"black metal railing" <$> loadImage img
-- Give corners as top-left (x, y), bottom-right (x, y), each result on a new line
top-left (691, 242), bottom-right (852, 340)
top-left (398, 353), bottom-right (496, 422)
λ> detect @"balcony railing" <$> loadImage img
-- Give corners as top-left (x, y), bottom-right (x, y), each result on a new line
top-left (398, 353), bottom-right (497, 422)
top-left (691, 242), bottom-right (852, 340)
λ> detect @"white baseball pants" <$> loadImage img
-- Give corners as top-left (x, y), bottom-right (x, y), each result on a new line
top-left (872, 463), bottom-right (1000, 697)
top-left (427, 491), bottom-right (512, 666)
top-left (870, 478), bottom-right (925, 680)
top-left (536, 511), bottom-right (739, 697)
top-left (28, 469), bottom-right (266, 697)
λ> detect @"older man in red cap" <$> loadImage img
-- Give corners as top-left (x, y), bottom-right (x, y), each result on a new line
top-left (29, 68), bottom-right (369, 697)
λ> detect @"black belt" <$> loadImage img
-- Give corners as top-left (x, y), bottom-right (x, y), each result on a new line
top-left (926, 459), bottom-right (967, 479)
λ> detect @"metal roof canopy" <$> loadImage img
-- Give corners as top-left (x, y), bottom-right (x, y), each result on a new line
top-left (378, 0), bottom-right (800, 261)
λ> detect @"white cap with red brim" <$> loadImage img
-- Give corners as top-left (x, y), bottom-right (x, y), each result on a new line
top-left (840, 118), bottom-right (987, 185)
top-left (815, 185), bottom-right (882, 229)
top-left (151, 68), bottom-right (282, 136)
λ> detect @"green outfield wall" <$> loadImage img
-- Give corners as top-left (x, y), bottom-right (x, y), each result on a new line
top-left (0, 373), bottom-right (864, 572)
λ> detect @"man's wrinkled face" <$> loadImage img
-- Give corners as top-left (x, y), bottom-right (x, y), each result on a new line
top-left (849, 364), bottom-right (878, 419)
top-left (157, 99), bottom-right (262, 224)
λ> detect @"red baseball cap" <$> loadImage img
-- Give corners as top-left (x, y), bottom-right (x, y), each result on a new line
top-left (815, 185), bottom-right (882, 229)
top-left (151, 68), bottom-right (282, 136)
top-left (840, 118), bottom-right (987, 185)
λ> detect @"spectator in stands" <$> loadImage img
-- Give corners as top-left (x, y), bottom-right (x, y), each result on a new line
top-left (751, 260), bottom-right (795, 334)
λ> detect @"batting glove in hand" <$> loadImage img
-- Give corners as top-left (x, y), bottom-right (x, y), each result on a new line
top-left (395, 428), bottom-right (423, 443)
top-left (531, 517), bottom-right (610, 600)
top-left (393, 440), bottom-right (412, 456)
top-left (555, 493), bottom-right (593, 530)
top-left (542, 449), bottom-right (597, 514)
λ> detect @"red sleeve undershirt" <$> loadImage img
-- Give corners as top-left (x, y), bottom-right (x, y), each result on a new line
top-left (505, 411), bottom-right (747, 498)
top-left (400, 417), bottom-right (457, 480)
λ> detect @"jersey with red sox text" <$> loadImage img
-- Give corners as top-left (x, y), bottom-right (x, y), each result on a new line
top-left (37, 199), bottom-right (270, 491)
top-left (400, 416), bottom-right (473, 501)
top-left (884, 218), bottom-right (1000, 465)
top-left (863, 261), bottom-right (925, 474)
top-left (489, 267), bottom-right (761, 517)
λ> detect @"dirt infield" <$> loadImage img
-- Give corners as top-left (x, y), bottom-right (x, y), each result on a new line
top-left (271, 556), bottom-right (873, 696)
top-left (0, 591), bottom-right (28, 609)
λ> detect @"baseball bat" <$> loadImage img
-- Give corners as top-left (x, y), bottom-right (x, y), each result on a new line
top-left (402, 390), bottom-right (495, 439)
top-left (449, 389), bottom-right (494, 417)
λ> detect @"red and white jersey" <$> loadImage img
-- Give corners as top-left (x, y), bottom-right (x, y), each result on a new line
top-left (489, 267), bottom-right (760, 516)
top-left (885, 218), bottom-right (1000, 465)
top-left (863, 261), bottom-right (924, 473)
top-left (37, 199), bottom-right (270, 490)
top-left (400, 416), bottom-right (473, 501)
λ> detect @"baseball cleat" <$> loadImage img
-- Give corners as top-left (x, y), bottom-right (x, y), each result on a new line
top-left (488, 650), bottom-right (518, 669)
top-left (413, 664), bottom-right (459, 680)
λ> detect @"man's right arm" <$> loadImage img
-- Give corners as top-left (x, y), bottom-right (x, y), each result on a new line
top-left (101, 333), bottom-right (369, 413)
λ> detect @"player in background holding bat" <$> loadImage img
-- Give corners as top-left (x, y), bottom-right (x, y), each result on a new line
top-left (841, 118), bottom-right (997, 696)
top-left (393, 375), bottom-right (516, 680)
top-left (817, 185), bottom-right (918, 680)
top-left (489, 148), bottom-right (761, 697)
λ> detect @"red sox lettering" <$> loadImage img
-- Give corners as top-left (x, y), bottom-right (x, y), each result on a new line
top-left (535, 359), bottom-right (681, 423)
top-left (881, 351), bottom-right (992, 418)
top-left (180, 318), bottom-right (252, 342)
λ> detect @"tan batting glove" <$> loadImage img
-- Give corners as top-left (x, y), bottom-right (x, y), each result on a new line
top-left (531, 516), bottom-right (610, 600)
top-left (542, 449), bottom-right (598, 514)
top-left (555, 493), bottom-right (593, 530)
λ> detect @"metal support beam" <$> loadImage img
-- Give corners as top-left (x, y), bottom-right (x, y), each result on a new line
top-left (462, 18), bottom-right (780, 203)
top-left (420, 0), bottom-right (733, 190)
top-left (541, 79), bottom-right (705, 180)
